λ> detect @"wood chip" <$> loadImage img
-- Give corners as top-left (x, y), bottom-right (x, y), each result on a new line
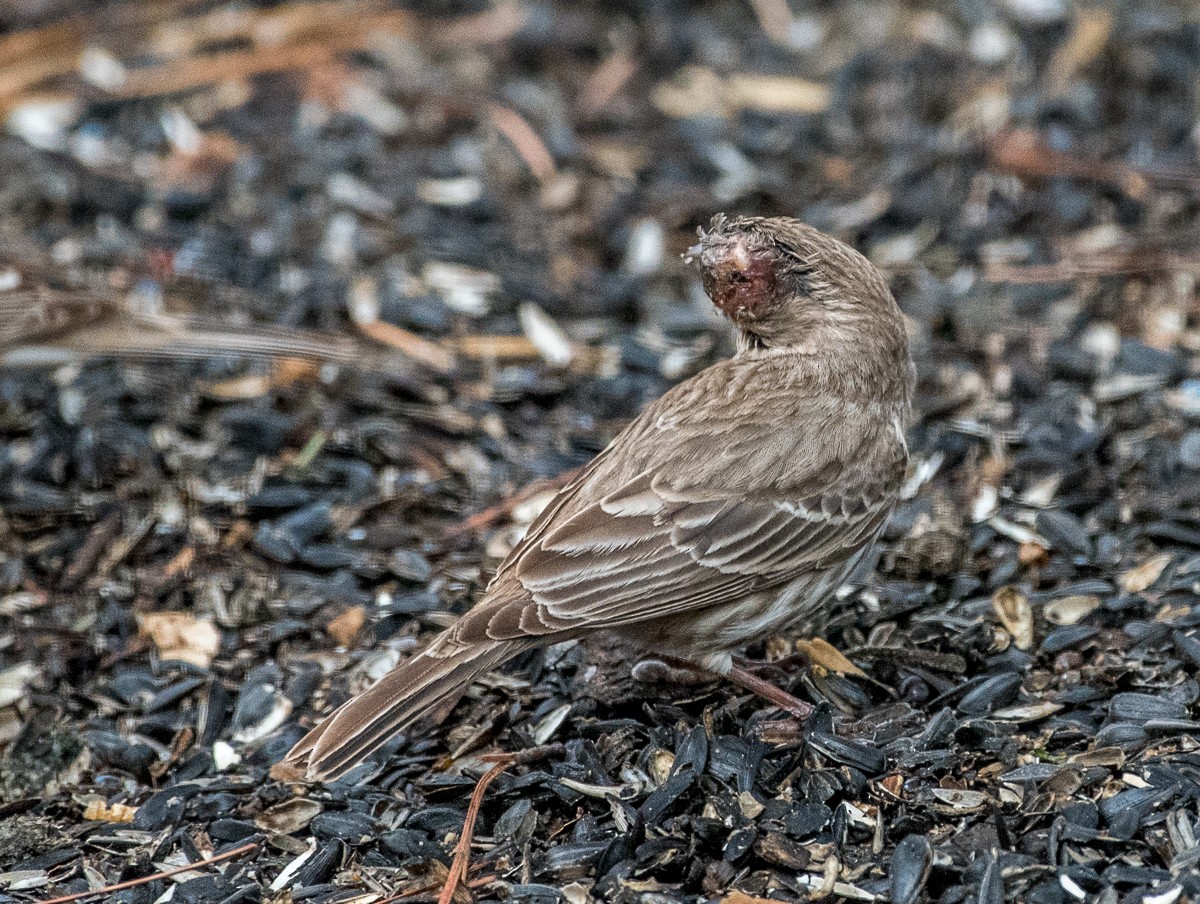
top-left (488, 103), bottom-right (556, 182)
top-left (653, 66), bottom-right (828, 119)
top-left (326, 606), bottom-right (367, 646)
top-left (356, 319), bottom-right (456, 374)
top-left (1121, 553), bottom-right (1171, 594)
top-left (726, 73), bottom-right (829, 114)
top-left (83, 799), bottom-right (138, 823)
top-left (137, 612), bottom-right (221, 668)
top-left (992, 586), bottom-right (1034, 650)
top-left (1043, 594), bottom-right (1100, 626)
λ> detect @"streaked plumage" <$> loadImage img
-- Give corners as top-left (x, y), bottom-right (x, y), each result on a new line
top-left (286, 214), bottom-right (915, 781)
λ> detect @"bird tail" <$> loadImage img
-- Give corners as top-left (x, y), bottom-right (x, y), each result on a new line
top-left (285, 637), bottom-right (522, 781)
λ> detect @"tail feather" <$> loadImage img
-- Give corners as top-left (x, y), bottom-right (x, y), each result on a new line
top-left (286, 639), bottom-right (521, 781)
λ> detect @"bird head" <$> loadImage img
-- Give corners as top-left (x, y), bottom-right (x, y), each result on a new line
top-left (684, 214), bottom-right (904, 355)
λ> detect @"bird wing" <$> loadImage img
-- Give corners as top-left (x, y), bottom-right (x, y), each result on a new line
top-left (448, 366), bottom-right (907, 644)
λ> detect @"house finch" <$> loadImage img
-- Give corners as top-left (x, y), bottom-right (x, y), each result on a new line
top-left (286, 214), bottom-right (914, 781)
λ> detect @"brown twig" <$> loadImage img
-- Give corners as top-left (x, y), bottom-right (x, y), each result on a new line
top-left (114, 6), bottom-right (418, 99)
top-left (487, 104), bottom-right (556, 182)
top-left (58, 511), bottom-right (122, 590)
top-left (0, 1), bottom-right (525, 114)
top-left (432, 746), bottom-right (562, 904)
top-left (449, 334), bottom-right (543, 361)
top-left (579, 49), bottom-right (637, 115)
top-left (984, 249), bottom-right (1200, 284)
top-left (39, 842), bottom-right (258, 904)
top-left (437, 756), bottom-right (515, 904)
top-left (0, 17), bottom-right (82, 67)
top-left (989, 128), bottom-right (1200, 197)
top-left (356, 320), bottom-right (457, 375)
top-left (116, 40), bottom-right (336, 98)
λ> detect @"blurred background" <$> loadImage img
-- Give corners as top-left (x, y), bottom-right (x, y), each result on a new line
top-left (5, 0), bottom-right (1198, 375)
top-left (3, 1), bottom-right (1200, 901)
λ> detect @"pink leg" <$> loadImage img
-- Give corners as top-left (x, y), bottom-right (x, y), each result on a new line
top-left (652, 654), bottom-right (814, 720)
top-left (726, 665), bottom-right (814, 719)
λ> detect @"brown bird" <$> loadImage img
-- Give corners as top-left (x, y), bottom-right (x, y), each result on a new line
top-left (286, 214), bottom-right (914, 781)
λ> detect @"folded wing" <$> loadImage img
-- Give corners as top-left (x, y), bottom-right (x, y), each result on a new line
top-left (448, 389), bottom-right (906, 645)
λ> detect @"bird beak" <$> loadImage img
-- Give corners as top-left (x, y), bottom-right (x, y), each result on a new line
top-left (682, 226), bottom-right (706, 268)
top-left (683, 227), bottom-right (753, 275)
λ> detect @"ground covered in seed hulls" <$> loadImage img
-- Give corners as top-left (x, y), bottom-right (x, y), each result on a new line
top-left (2, 1), bottom-right (1200, 902)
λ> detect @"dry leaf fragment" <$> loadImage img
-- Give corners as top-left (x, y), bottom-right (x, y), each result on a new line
top-left (877, 773), bottom-right (906, 799)
top-left (992, 586), bottom-right (1034, 650)
top-left (737, 790), bottom-right (765, 819)
top-left (796, 637), bottom-right (868, 678)
top-left (82, 798), bottom-right (137, 822)
top-left (1120, 553), bottom-right (1171, 594)
top-left (326, 606), bottom-right (366, 646)
top-left (137, 611), bottom-right (220, 668)
top-left (931, 787), bottom-right (988, 809)
top-left (652, 66), bottom-right (828, 119)
top-left (488, 103), bottom-right (556, 182)
top-left (202, 373), bottom-right (273, 400)
top-left (1044, 8), bottom-right (1113, 95)
top-left (255, 798), bottom-right (323, 835)
top-left (649, 748), bottom-right (675, 786)
top-left (992, 701), bottom-right (1062, 722)
top-left (1018, 541), bottom-right (1050, 567)
top-left (579, 48), bottom-right (637, 115)
top-left (561, 882), bottom-right (592, 904)
top-left (1043, 594), bottom-right (1100, 626)
top-left (1068, 747), bottom-right (1125, 769)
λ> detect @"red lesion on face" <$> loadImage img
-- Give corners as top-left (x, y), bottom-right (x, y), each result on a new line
top-left (693, 233), bottom-right (780, 323)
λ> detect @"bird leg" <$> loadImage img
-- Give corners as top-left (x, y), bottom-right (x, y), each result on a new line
top-left (725, 665), bottom-right (814, 719)
top-left (645, 654), bottom-right (814, 720)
